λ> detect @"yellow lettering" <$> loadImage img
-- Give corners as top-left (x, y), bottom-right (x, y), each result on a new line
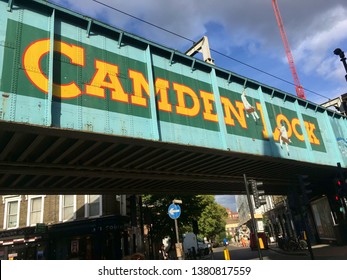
top-left (155, 78), bottom-right (172, 112)
top-left (129, 70), bottom-right (149, 107)
top-left (85, 60), bottom-right (128, 103)
top-left (273, 114), bottom-right (292, 141)
top-left (199, 90), bottom-right (218, 122)
top-left (23, 39), bottom-right (83, 98)
top-left (173, 83), bottom-right (200, 117)
top-left (256, 103), bottom-right (268, 139)
top-left (304, 121), bottom-right (320, 145)
top-left (220, 97), bottom-right (247, 128)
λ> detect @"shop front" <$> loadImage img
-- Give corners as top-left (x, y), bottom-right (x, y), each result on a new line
top-left (0, 225), bottom-right (48, 260)
top-left (47, 215), bottom-right (130, 260)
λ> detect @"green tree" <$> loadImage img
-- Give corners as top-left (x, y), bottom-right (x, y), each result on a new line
top-left (142, 194), bottom-right (227, 243)
top-left (198, 195), bottom-right (228, 241)
top-left (142, 194), bottom-right (204, 243)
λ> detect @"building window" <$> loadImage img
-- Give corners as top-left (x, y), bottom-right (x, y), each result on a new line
top-left (27, 195), bottom-right (45, 226)
top-left (85, 195), bottom-right (102, 218)
top-left (59, 195), bottom-right (76, 222)
top-left (2, 196), bottom-right (21, 229)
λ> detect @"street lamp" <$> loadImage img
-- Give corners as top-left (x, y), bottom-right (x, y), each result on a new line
top-left (334, 48), bottom-right (347, 82)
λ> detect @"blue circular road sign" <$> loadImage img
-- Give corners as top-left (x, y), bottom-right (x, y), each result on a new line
top-left (168, 203), bottom-right (181, 219)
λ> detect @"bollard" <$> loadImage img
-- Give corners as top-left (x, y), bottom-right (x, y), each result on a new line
top-left (258, 237), bottom-right (264, 249)
top-left (223, 248), bottom-right (230, 260)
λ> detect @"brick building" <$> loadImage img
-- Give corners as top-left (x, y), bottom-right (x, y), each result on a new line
top-left (0, 194), bottom-right (141, 260)
top-left (225, 208), bottom-right (239, 241)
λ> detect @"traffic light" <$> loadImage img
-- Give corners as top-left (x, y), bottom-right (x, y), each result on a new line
top-left (249, 179), bottom-right (266, 208)
top-left (298, 175), bottom-right (312, 205)
top-left (331, 193), bottom-right (344, 214)
top-left (336, 163), bottom-right (347, 197)
top-left (335, 178), bottom-right (343, 197)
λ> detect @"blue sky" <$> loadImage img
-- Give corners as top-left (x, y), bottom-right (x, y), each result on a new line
top-left (48, 0), bottom-right (347, 104)
top-left (214, 195), bottom-right (237, 212)
top-left (47, 0), bottom-right (347, 211)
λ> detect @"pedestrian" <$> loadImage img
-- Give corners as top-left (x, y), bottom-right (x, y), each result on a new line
top-left (241, 236), bottom-right (246, 247)
top-left (158, 244), bottom-right (168, 260)
top-left (223, 237), bottom-right (229, 247)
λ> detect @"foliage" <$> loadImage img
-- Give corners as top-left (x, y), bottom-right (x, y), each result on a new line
top-left (198, 195), bottom-right (228, 241)
top-left (213, 231), bottom-right (228, 246)
top-left (142, 194), bottom-right (227, 243)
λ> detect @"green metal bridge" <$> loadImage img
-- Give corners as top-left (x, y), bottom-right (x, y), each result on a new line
top-left (0, 0), bottom-right (346, 195)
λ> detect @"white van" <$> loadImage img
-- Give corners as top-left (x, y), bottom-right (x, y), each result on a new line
top-left (183, 232), bottom-right (210, 256)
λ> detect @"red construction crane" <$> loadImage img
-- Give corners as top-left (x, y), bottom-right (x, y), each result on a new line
top-left (272, 0), bottom-right (306, 99)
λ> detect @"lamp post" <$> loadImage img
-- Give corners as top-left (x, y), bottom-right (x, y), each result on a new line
top-left (334, 48), bottom-right (347, 82)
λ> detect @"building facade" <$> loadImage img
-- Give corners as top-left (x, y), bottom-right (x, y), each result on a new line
top-left (236, 194), bottom-right (273, 232)
top-left (0, 194), bottom-right (142, 260)
top-left (225, 209), bottom-right (239, 238)
top-left (238, 191), bottom-right (347, 246)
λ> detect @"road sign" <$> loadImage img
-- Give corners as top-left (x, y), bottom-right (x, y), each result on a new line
top-left (168, 203), bottom-right (181, 219)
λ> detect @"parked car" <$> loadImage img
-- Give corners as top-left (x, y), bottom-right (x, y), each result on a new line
top-left (197, 238), bottom-right (213, 255)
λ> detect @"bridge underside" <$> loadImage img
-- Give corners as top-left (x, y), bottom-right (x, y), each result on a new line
top-left (0, 121), bottom-right (337, 196)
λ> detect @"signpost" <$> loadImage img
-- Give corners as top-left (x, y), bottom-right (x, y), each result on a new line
top-left (168, 200), bottom-right (183, 259)
top-left (168, 203), bottom-right (181, 219)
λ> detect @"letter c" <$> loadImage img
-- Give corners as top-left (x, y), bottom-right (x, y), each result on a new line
top-left (23, 39), bottom-right (84, 98)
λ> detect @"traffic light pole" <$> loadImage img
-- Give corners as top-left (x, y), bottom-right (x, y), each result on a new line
top-left (297, 175), bottom-right (315, 260)
top-left (243, 174), bottom-right (263, 260)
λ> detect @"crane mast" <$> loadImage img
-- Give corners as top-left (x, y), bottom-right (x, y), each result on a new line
top-left (272, 0), bottom-right (306, 99)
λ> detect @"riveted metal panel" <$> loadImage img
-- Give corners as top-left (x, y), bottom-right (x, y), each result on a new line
top-left (0, 0), bottom-right (346, 168)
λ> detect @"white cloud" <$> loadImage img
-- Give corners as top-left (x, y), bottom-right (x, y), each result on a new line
top-left (294, 6), bottom-right (347, 77)
top-left (48, 0), bottom-right (347, 100)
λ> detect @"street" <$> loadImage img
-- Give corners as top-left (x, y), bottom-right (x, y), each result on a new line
top-left (203, 245), bottom-right (306, 260)
top-left (198, 243), bottom-right (347, 260)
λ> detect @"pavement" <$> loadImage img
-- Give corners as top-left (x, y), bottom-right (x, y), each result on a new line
top-left (268, 243), bottom-right (347, 260)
